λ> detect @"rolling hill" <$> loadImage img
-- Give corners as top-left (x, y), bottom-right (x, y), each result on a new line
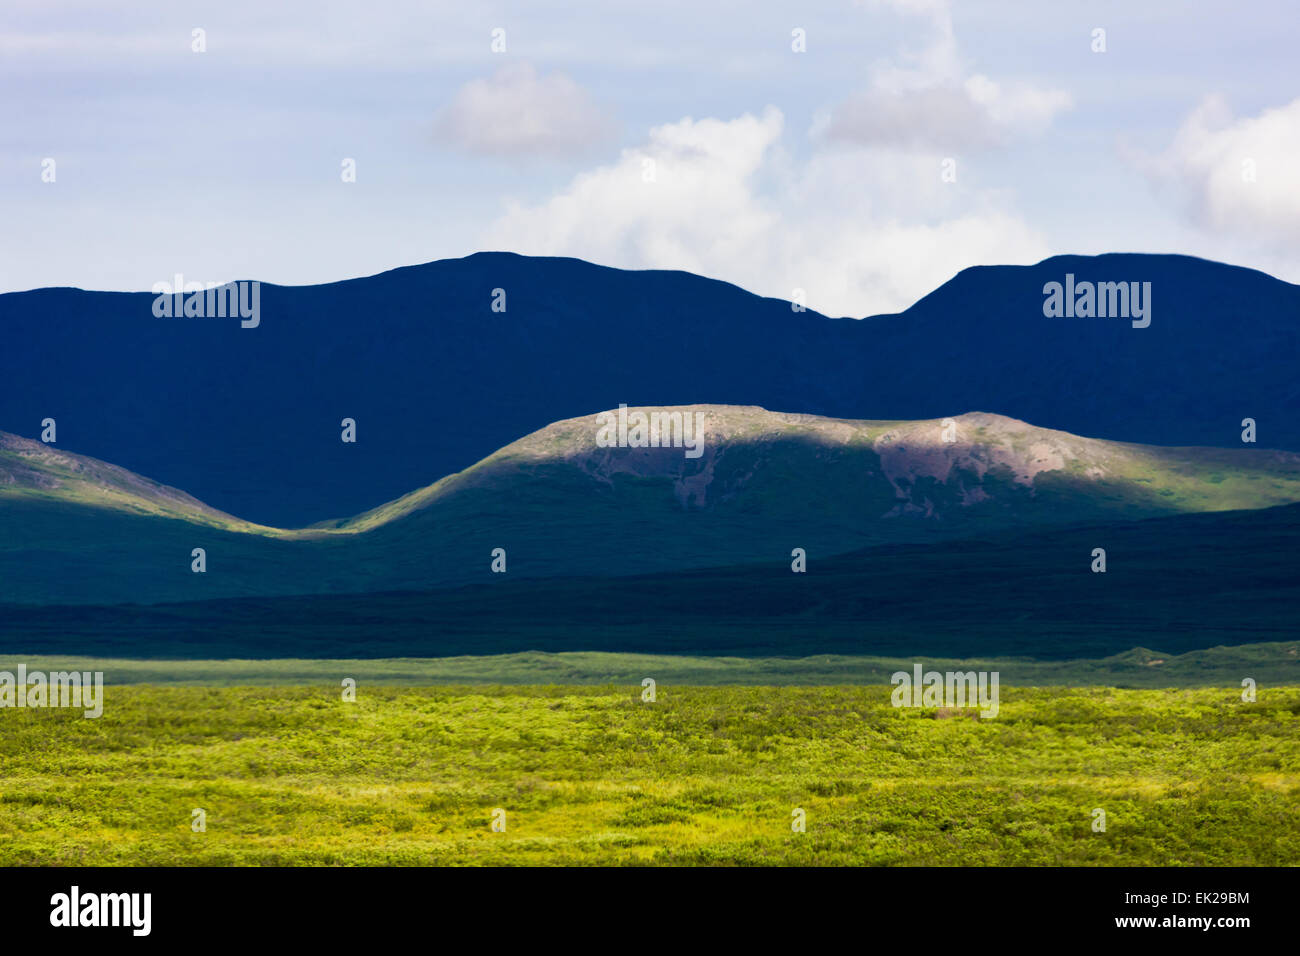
top-left (3, 406), bottom-right (1299, 606)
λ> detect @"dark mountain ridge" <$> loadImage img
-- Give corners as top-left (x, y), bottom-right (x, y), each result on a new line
top-left (2, 251), bottom-right (1294, 525)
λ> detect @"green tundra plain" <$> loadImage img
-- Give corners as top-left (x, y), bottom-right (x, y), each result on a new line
top-left (0, 650), bottom-right (1296, 866)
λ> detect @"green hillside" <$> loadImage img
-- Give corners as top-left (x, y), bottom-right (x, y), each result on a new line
top-left (3, 407), bottom-right (1299, 606)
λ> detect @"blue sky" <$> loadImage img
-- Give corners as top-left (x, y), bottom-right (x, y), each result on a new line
top-left (2, 0), bottom-right (1297, 315)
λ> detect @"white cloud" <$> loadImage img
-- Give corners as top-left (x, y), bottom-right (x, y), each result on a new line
top-left (1143, 94), bottom-right (1300, 245)
top-left (482, 108), bottom-right (1051, 317)
top-left (820, 0), bottom-right (1070, 150)
top-left (963, 75), bottom-right (1072, 133)
top-left (433, 62), bottom-right (613, 158)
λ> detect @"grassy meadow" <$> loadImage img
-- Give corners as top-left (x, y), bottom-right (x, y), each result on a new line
top-left (0, 658), bottom-right (1296, 866)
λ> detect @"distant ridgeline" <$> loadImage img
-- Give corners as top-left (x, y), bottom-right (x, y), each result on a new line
top-left (0, 251), bottom-right (1295, 526)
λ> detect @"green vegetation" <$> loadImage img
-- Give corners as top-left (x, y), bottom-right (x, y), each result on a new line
top-left (3, 642), bottom-right (1298, 688)
top-left (0, 682), bottom-right (1295, 865)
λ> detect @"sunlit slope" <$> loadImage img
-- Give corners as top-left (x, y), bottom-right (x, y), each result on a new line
top-left (0, 432), bottom-right (274, 532)
top-left (333, 406), bottom-right (1300, 530)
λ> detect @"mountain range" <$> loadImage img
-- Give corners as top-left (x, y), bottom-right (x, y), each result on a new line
top-left (2, 252), bottom-right (1295, 526)
top-left (3, 251), bottom-right (1296, 661)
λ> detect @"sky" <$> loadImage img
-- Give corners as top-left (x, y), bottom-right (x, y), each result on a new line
top-left (2, 0), bottom-right (1297, 316)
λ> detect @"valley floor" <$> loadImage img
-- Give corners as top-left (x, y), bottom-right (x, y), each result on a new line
top-left (3, 641), bottom-right (1299, 687)
top-left (0, 680), bottom-right (1296, 866)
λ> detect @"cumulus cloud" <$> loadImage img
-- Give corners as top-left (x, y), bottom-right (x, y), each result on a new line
top-left (1141, 94), bottom-right (1300, 245)
top-left (482, 108), bottom-right (1051, 317)
top-left (433, 62), bottom-right (613, 157)
top-left (819, 0), bottom-right (1070, 149)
